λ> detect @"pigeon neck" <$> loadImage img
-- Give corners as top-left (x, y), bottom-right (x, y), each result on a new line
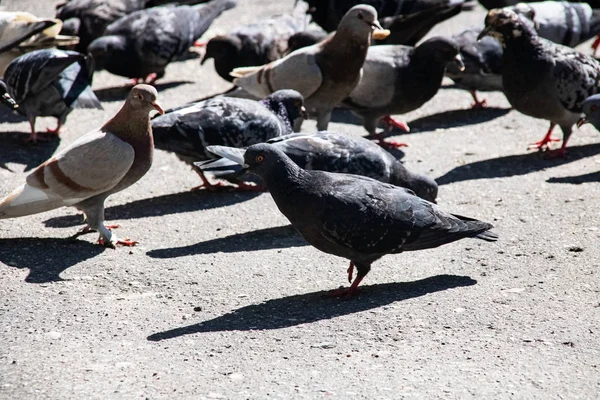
top-left (102, 103), bottom-right (152, 144)
top-left (260, 99), bottom-right (292, 132)
top-left (261, 157), bottom-right (306, 192)
top-left (325, 25), bottom-right (370, 61)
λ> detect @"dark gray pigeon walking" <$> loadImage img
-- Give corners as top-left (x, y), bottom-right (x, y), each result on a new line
top-left (445, 27), bottom-right (503, 109)
top-left (201, 1), bottom-right (311, 82)
top-left (196, 131), bottom-right (438, 202)
top-left (242, 143), bottom-right (497, 296)
top-left (343, 37), bottom-right (463, 147)
top-left (151, 90), bottom-right (306, 189)
top-left (3, 49), bottom-right (102, 143)
top-left (479, 8), bottom-right (600, 158)
top-left (88, 0), bottom-right (237, 83)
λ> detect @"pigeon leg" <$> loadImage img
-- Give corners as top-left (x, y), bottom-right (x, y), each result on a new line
top-left (347, 261), bottom-right (354, 283)
top-left (469, 90), bottom-right (487, 109)
top-left (125, 78), bottom-right (141, 87)
top-left (143, 73), bottom-right (158, 85)
top-left (383, 115), bottom-right (410, 133)
top-left (592, 35), bottom-right (600, 56)
top-left (528, 123), bottom-right (560, 150)
top-left (325, 262), bottom-right (370, 298)
top-left (193, 40), bottom-right (207, 47)
top-left (372, 132), bottom-right (409, 149)
top-left (191, 167), bottom-right (229, 191)
top-left (46, 121), bottom-right (62, 135)
top-left (25, 117), bottom-right (40, 143)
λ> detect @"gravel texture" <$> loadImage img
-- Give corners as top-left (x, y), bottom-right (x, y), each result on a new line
top-left (0, 1), bottom-right (599, 399)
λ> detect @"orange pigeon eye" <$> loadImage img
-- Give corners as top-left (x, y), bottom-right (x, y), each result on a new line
top-left (256, 155), bottom-right (265, 162)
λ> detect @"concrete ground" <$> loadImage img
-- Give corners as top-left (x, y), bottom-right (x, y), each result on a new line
top-left (0, 0), bottom-right (599, 399)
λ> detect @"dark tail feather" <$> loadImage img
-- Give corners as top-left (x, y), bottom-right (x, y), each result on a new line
top-left (452, 213), bottom-right (498, 242)
top-left (475, 230), bottom-right (498, 242)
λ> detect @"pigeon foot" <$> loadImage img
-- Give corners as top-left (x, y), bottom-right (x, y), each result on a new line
top-left (347, 262), bottom-right (354, 283)
top-left (46, 125), bottom-right (62, 135)
top-left (528, 136), bottom-right (561, 150)
top-left (471, 99), bottom-right (487, 109)
top-left (383, 115), bottom-right (410, 132)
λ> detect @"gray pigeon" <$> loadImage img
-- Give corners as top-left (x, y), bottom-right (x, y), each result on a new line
top-left (578, 94), bottom-right (600, 130)
top-left (242, 143), bottom-right (497, 296)
top-left (3, 49), bottom-right (103, 143)
top-left (0, 84), bottom-right (163, 247)
top-left (479, 8), bottom-right (600, 158)
top-left (196, 131), bottom-right (439, 202)
top-left (201, 1), bottom-right (311, 82)
top-left (231, 5), bottom-right (390, 131)
top-left (151, 90), bottom-right (306, 189)
top-left (343, 37), bottom-right (463, 147)
top-left (88, 0), bottom-right (237, 83)
top-left (445, 27), bottom-right (503, 109)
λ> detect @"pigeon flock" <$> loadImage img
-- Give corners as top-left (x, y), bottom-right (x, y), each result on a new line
top-left (0, 0), bottom-right (599, 297)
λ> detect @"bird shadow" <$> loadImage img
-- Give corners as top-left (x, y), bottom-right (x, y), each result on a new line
top-left (147, 224), bottom-right (307, 259)
top-left (547, 170), bottom-right (600, 184)
top-left (436, 143), bottom-right (600, 186)
top-left (94, 80), bottom-right (194, 102)
top-left (0, 107), bottom-right (26, 123)
top-left (43, 190), bottom-right (261, 228)
top-left (407, 107), bottom-right (511, 133)
top-left (0, 237), bottom-right (105, 283)
top-left (147, 274), bottom-right (477, 340)
top-left (0, 131), bottom-right (60, 171)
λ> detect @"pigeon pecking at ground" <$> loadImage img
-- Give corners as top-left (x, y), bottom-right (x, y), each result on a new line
top-left (195, 131), bottom-right (439, 202)
top-left (343, 37), bottom-right (463, 148)
top-left (578, 94), bottom-right (600, 131)
top-left (2, 49), bottom-right (102, 143)
top-left (0, 84), bottom-right (163, 248)
top-left (88, 0), bottom-right (237, 84)
top-left (242, 143), bottom-right (497, 297)
top-left (479, 8), bottom-right (600, 158)
top-left (230, 5), bottom-right (390, 131)
top-left (201, 0), bottom-right (311, 83)
top-left (151, 90), bottom-right (306, 190)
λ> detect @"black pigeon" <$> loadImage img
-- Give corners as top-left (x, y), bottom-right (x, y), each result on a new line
top-left (196, 131), bottom-right (439, 202)
top-left (478, 0), bottom-right (600, 11)
top-left (303, 0), bottom-right (473, 32)
top-left (479, 8), bottom-right (600, 158)
top-left (286, 29), bottom-right (329, 54)
top-left (151, 90), bottom-right (306, 189)
top-left (343, 37), bottom-right (463, 147)
top-left (201, 1), bottom-right (311, 82)
top-left (445, 27), bottom-right (503, 109)
top-left (87, 0), bottom-right (237, 83)
top-left (3, 49), bottom-right (102, 143)
top-left (242, 143), bottom-right (497, 297)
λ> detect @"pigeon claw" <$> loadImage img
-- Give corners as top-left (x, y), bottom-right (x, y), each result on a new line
top-left (115, 238), bottom-right (138, 247)
top-left (470, 99), bottom-right (487, 109)
top-left (528, 137), bottom-right (561, 151)
top-left (382, 115), bottom-right (410, 133)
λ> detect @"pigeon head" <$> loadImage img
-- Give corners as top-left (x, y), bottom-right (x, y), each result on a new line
top-left (127, 84), bottom-right (164, 115)
top-left (0, 80), bottom-right (18, 110)
top-left (88, 35), bottom-right (126, 70)
top-left (263, 90), bottom-right (307, 126)
top-left (339, 5), bottom-right (389, 41)
top-left (478, 9), bottom-right (536, 46)
top-left (243, 143), bottom-right (296, 179)
top-left (578, 94), bottom-right (600, 130)
top-left (415, 37), bottom-right (462, 68)
top-left (202, 35), bottom-right (242, 65)
top-left (409, 174), bottom-right (439, 204)
top-left (287, 31), bottom-right (326, 54)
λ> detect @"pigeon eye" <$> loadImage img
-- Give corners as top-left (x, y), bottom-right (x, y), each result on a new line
top-left (256, 155), bottom-right (265, 162)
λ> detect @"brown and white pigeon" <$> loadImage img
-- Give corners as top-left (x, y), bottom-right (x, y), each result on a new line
top-left (0, 84), bottom-right (163, 248)
top-left (230, 5), bottom-right (390, 131)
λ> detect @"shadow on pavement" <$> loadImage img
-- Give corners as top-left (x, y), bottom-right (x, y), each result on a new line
top-left (0, 131), bottom-right (60, 172)
top-left (0, 238), bottom-right (105, 283)
top-left (147, 224), bottom-right (307, 259)
top-left (547, 170), bottom-right (600, 184)
top-left (436, 143), bottom-right (600, 186)
top-left (147, 274), bottom-right (476, 340)
top-left (95, 80), bottom-right (194, 102)
top-left (44, 190), bottom-right (261, 228)
top-left (407, 107), bottom-right (511, 133)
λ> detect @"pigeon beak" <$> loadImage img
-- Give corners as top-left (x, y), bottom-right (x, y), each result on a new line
top-left (242, 163), bottom-right (250, 171)
top-left (477, 26), bottom-right (493, 41)
top-left (1, 93), bottom-right (18, 110)
top-left (152, 101), bottom-right (165, 115)
top-left (577, 117), bottom-right (588, 129)
top-left (371, 21), bottom-right (390, 40)
top-left (300, 106), bottom-right (308, 119)
top-left (453, 54), bottom-right (465, 72)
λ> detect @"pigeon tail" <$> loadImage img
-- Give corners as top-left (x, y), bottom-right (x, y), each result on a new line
top-left (452, 213), bottom-right (498, 241)
top-left (194, 157), bottom-right (243, 178)
top-left (0, 183), bottom-right (67, 219)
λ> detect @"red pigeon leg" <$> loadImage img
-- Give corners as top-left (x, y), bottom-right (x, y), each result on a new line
top-left (193, 40), bottom-right (207, 47)
top-left (347, 261), bottom-right (354, 283)
top-left (592, 35), bottom-right (600, 56)
top-left (372, 132), bottom-right (409, 149)
top-left (325, 262), bottom-right (368, 298)
top-left (115, 238), bottom-right (138, 247)
top-left (191, 168), bottom-right (228, 191)
top-left (143, 73), bottom-right (159, 85)
top-left (25, 117), bottom-right (40, 143)
top-left (125, 78), bottom-right (141, 86)
top-left (382, 115), bottom-right (410, 133)
top-left (545, 139), bottom-right (569, 159)
top-left (528, 123), bottom-right (560, 150)
top-left (470, 90), bottom-right (487, 109)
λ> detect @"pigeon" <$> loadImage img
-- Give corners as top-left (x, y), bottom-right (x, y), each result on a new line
top-left (479, 8), bottom-right (600, 158)
top-left (201, 1), bottom-right (311, 83)
top-left (88, 0), bottom-right (237, 83)
top-left (0, 12), bottom-right (80, 76)
top-left (577, 93), bottom-right (600, 129)
top-left (479, 0), bottom-right (600, 10)
top-left (286, 29), bottom-right (329, 53)
top-left (3, 49), bottom-right (103, 143)
top-left (0, 80), bottom-right (18, 110)
top-left (445, 27), bottom-right (503, 108)
top-left (230, 5), bottom-right (390, 131)
top-left (151, 90), bottom-right (306, 189)
top-left (302, 0), bottom-right (473, 33)
top-left (242, 143), bottom-right (497, 296)
top-left (196, 131), bottom-right (439, 202)
top-left (0, 84), bottom-right (163, 247)
top-left (343, 37), bottom-right (463, 147)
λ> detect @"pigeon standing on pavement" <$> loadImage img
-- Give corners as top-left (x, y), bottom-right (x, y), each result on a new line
top-left (201, 1), bottom-right (311, 82)
top-left (0, 85), bottom-right (164, 248)
top-left (242, 143), bottom-right (497, 296)
top-left (196, 131), bottom-right (439, 202)
top-left (343, 37), bottom-right (463, 147)
top-left (2, 49), bottom-right (102, 143)
top-left (151, 90), bottom-right (306, 189)
top-left (231, 5), bottom-right (390, 131)
top-left (88, 0), bottom-right (237, 83)
top-left (479, 8), bottom-right (600, 158)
